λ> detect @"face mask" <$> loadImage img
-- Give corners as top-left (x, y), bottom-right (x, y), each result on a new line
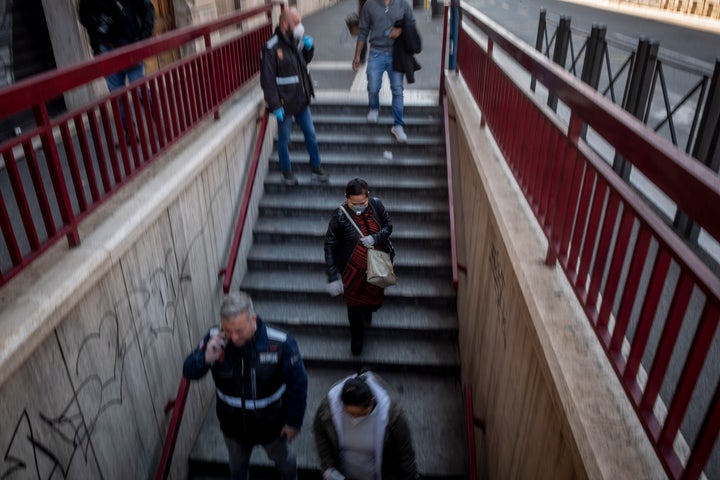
top-left (293, 23), bottom-right (305, 41)
top-left (351, 204), bottom-right (367, 215)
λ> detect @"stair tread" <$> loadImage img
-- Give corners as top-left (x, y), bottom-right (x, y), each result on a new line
top-left (254, 216), bottom-right (451, 239)
top-left (270, 151), bottom-right (445, 166)
top-left (189, 367), bottom-right (468, 475)
top-left (248, 242), bottom-right (451, 267)
top-left (240, 270), bottom-right (456, 298)
top-left (254, 297), bottom-right (458, 331)
top-left (312, 113), bottom-right (442, 125)
top-left (260, 192), bottom-right (449, 212)
top-left (265, 171), bottom-right (449, 190)
top-left (291, 131), bottom-right (443, 146)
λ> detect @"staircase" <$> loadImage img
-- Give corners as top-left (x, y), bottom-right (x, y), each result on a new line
top-left (188, 100), bottom-right (468, 478)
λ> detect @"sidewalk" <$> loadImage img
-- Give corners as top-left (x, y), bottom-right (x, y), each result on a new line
top-left (302, 0), bottom-right (444, 105)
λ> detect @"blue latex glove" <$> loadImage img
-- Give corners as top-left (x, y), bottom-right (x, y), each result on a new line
top-left (273, 107), bottom-right (285, 122)
top-left (303, 35), bottom-right (313, 50)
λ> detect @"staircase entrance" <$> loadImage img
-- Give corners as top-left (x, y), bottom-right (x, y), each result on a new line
top-left (188, 100), bottom-right (468, 477)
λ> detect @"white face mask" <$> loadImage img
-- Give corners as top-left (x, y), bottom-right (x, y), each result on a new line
top-left (293, 23), bottom-right (305, 41)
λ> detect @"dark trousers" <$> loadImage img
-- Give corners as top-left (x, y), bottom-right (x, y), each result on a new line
top-left (347, 305), bottom-right (373, 345)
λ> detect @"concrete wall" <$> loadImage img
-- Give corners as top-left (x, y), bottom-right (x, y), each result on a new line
top-left (444, 73), bottom-right (668, 480)
top-left (0, 87), bottom-right (273, 479)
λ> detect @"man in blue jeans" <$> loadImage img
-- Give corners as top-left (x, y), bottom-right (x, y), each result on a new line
top-left (79, 0), bottom-right (155, 144)
top-left (261, 8), bottom-right (329, 186)
top-left (352, 0), bottom-right (415, 143)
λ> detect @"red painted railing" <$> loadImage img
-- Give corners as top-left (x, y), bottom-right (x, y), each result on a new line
top-left (221, 110), bottom-right (270, 294)
top-left (0, 5), bottom-right (275, 288)
top-left (156, 377), bottom-right (190, 480)
top-left (454, 2), bottom-right (720, 478)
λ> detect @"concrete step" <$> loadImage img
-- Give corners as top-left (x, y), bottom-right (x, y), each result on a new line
top-left (252, 216), bottom-right (451, 248)
top-left (253, 297), bottom-right (458, 334)
top-left (288, 131), bottom-right (445, 155)
top-left (188, 367), bottom-right (468, 476)
top-left (269, 150), bottom-right (446, 174)
top-left (248, 242), bottom-right (451, 270)
top-left (258, 192), bottom-right (449, 218)
top-left (310, 103), bottom-right (442, 118)
top-left (239, 270), bottom-right (456, 303)
top-left (311, 113), bottom-right (442, 136)
top-left (263, 171), bottom-right (449, 198)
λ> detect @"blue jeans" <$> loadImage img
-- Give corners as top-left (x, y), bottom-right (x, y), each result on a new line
top-left (102, 53), bottom-right (147, 133)
top-left (277, 107), bottom-right (321, 173)
top-left (223, 434), bottom-right (297, 480)
top-left (366, 50), bottom-right (404, 126)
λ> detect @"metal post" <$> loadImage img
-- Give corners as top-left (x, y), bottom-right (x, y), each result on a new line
top-left (612, 37), bottom-right (659, 179)
top-left (673, 57), bottom-right (720, 241)
top-left (32, 104), bottom-right (80, 246)
top-left (530, 8), bottom-right (546, 92)
top-left (448, 0), bottom-right (460, 70)
top-left (547, 16), bottom-right (572, 112)
top-left (579, 24), bottom-right (607, 139)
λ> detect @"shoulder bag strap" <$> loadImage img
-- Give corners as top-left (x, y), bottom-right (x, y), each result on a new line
top-left (339, 205), bottom-right (364, 236)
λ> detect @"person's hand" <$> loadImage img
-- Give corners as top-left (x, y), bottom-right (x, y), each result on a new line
top-left (204, 331), bottom-right (226, 364)
top-left (360, 235), bottom-right (375, 247)
top-left (352, 56), bottom-right (361, 72)
top-left (273, 107), bottom-right (285, 122)
top-left (389, 26), bottom-right (402, 39)
top-left (281, 425), bottom-right (300, 441)
top-left (326, 279), bottom-right (344, 296)
top-left (303, 35), bottom-right (313, 50)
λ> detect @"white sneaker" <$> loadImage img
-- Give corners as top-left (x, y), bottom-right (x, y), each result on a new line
top-left (391, 125), bottom-right (407, 143)
top-left (367, 109), bottom-right (379, 123)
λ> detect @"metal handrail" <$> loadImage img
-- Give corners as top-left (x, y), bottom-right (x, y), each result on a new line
top-left (0, 5), bottom-right (274, 119)
top-left (155, 377), bottom-right (190, 480)
top-left (443, 95), bottom-right (460, 291)
top-left (221, 110), bottom-right (270, 294)
top-left (456, 2), bottom-right (720, 478)
top-left (0, 5), bottom-right (277, 288)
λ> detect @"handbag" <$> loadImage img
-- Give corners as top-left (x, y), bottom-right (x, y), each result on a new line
top-left (340, 206), bottom-right (397, 288)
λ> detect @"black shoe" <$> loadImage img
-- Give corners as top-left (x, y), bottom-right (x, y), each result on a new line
top-left (281, 170), bottom-right (298, 186)
top-left (311, 167), bottom-right (329, 183)
top-left (351, 338), bottom-right (363, 355)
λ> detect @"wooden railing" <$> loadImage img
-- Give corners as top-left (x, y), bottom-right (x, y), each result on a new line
top-left (454, 2), bottom-right (720, 478)
top-left (0, 5), bottom-right (275, 288)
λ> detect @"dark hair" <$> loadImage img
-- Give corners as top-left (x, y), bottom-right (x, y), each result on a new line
top-left (345, 178), bottom-right (370, 198)
top-left (340, 377), bottom-right (374, 407)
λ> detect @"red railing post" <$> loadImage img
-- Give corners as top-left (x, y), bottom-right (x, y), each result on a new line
top-left (205, 33), bottom-right (221, 120)
top-left (222, 111), bottom-right (270, 294)
top-left (32, 104), bottom-right (80, 246)
top-left (155, 377), bottom-right (191, 480)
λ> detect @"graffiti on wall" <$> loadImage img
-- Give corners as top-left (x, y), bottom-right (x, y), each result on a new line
top-left (0, 181), bottom-right (230, 478)
top-left (490, 244), bottom-right (508, 349)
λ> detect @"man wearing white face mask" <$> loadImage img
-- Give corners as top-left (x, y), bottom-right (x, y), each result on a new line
top-left (261, 8), bottom-right (329, 186)
top-left (313, 371), bottom-right (419, 480)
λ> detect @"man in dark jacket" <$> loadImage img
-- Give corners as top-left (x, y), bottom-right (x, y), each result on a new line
top-left (313, 370), bottom-right (419, 479)
top-left (261, 8), bottom-right (328, 186)
top-left (183, 292), bottom-right (308, 480)
top-left (78, 0), bottom-right (155, 141)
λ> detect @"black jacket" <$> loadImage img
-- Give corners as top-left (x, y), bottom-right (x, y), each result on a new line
top-left (260, 27), bottom-right (315, 115)
top-left (324, 198), bottom-right (394, 282)
top-left (183, 317), bottom-right (308, 445)
top-left (79, 0), bottom-right (155, 55)
top-left (392, 19), bottom-right (422, 84)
